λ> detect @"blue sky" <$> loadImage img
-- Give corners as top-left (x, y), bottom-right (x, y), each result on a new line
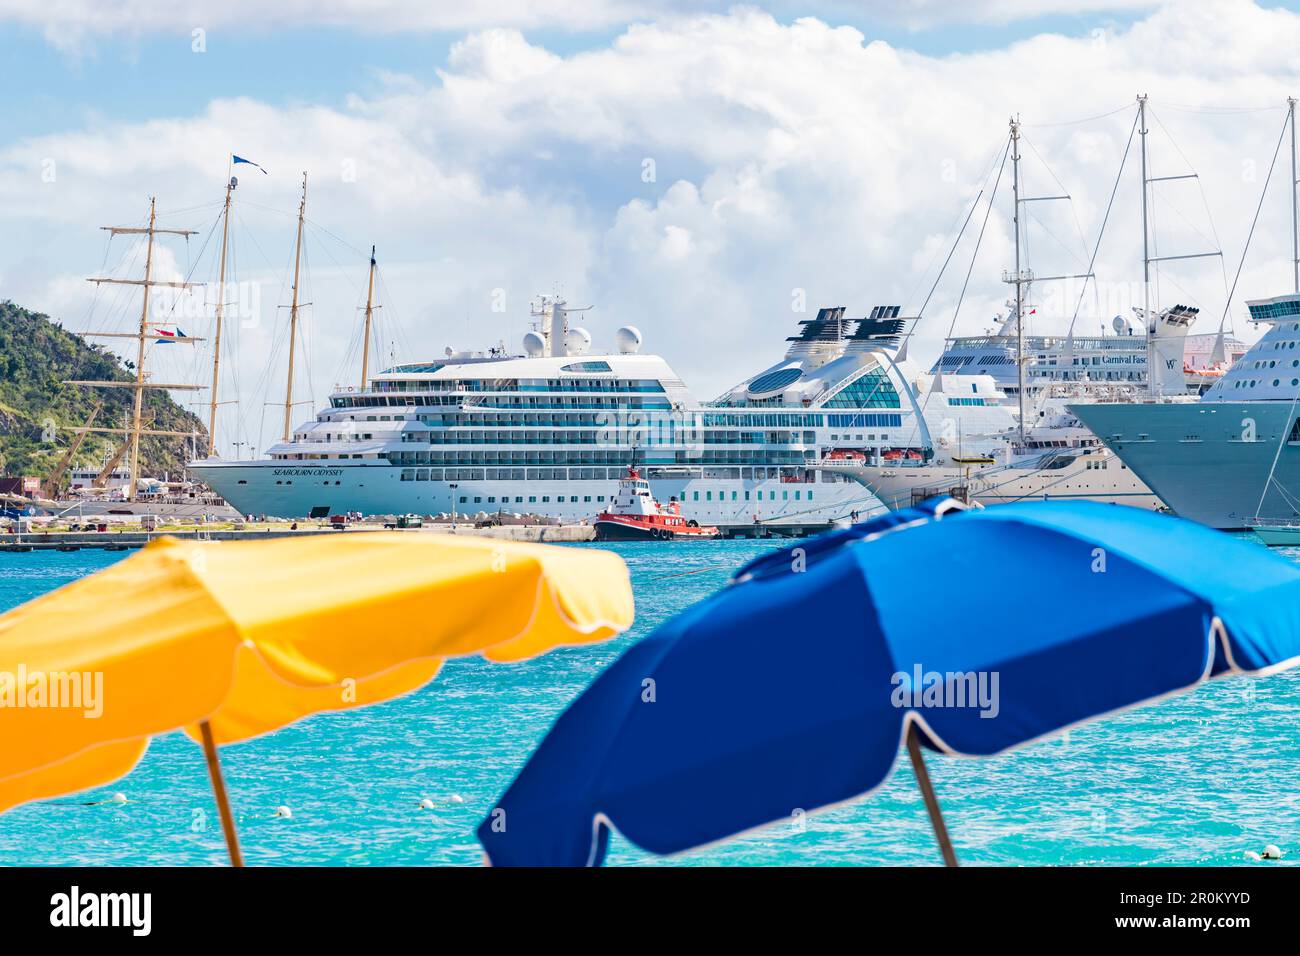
top-left (0, 6), bottom-right (1167, 141)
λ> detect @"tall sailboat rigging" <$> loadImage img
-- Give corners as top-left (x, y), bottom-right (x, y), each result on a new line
top-left (206, 167), bottom-right (235, 457)
top-left (69, 197), bottom-right (205, 500)
top-left (1072, 97), bottom-right (1300, 529)
top-left (360, 245), bottom-right (379, 389)
top-left (282, 173), bottom-right (308, 443)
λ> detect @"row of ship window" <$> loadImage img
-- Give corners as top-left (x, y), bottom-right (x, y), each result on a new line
top-left (417, 412), bottom-right (680, 427)
top-left (395, 465), bottom-right (813, 482)
top-left (372, 378), bottom-right (666, 394)
top-left (417, 412), bottom-right (836, 427)
top-left (332, 395), bottom-right (672, 410)
top-left (385, 450), bottom-right (812, 466)
top-left (320, 409), bottom-right (904, 430)
top-left (398, 430), bottom-right (813, 445)
top-left (441, 487), bottom-right (815, 505)
top-left (1245, 305), bottom-right (1300, 320)
top-left (1248, 356), bottom-right (1300, 368)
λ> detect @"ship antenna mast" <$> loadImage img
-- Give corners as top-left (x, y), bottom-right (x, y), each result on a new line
top-left (282, 172), bottom-right (307, 442)
top-left (207, 164), bottom-right (235, 456)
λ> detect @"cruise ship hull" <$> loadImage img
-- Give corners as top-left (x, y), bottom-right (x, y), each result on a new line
top-left (833, 449), bottom-right (1161, 512)
top-left (1070, 401), bottom-right (1300, 529)
top-left (189, 460), bottom-right (882, 531)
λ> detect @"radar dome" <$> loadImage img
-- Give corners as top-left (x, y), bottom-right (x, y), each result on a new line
top-left (522, 330), bottom-right (546, 357)
top-left (615, 326), bottom-right (643, 354)
top-left (565, 326), bottom-right (592, 356)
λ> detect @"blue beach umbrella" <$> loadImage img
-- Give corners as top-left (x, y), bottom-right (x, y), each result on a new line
top-left (477, 498), bottom-right (1300, 867)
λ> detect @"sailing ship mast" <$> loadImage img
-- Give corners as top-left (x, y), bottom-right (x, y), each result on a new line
top-left (1290, 96), bottom-right (1299, 294)
top-left (1135, 93), bottom-right (1221, 397)
top-left (360, 245), bottom-right (379, 389)
top-left (282, 173), bottom-right (308, 442)
top-left (71, 198), bottom-right (204, 500)
top-left (1001, 115), bottom-right (1092, 443)
top-left (207, 168), bottom-right (236, 457)
top-left (1138, 94), bottom-right (1153, 394)
top-left (1010, 117), bottom-right (1026, 445)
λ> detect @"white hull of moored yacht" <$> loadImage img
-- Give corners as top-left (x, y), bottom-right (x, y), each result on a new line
top-left (53, 497), bottom-right (242, 520)
top-left (833, 448), bottom-right (1161, 511)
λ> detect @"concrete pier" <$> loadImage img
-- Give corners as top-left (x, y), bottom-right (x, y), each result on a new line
top-left (0, 523), bottom-right (596, 552)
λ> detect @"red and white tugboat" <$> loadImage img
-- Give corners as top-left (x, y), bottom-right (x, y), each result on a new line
top-left (594, 466), bottom-right (721, 541)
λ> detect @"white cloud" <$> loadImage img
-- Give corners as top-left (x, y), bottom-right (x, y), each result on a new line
top-left (3, 1), bottom-right (1300, 455)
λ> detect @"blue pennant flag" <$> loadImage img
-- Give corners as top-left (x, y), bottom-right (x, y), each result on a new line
top-left (232, 155), bottom-right (267, 174)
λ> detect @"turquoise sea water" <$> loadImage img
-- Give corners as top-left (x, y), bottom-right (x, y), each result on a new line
top-left (0, 538), bottom-right (1297, 867)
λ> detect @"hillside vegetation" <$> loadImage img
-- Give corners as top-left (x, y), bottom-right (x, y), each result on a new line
top-left (0, 300), bottom-right (206, 487)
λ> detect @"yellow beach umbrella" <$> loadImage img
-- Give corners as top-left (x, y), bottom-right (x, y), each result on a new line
top-left (0, 533), bottom-right (632, 864)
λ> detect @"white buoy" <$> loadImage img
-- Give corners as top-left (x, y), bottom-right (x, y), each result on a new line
top-left (448, 794), bottom-right (465, 804)
top-left (418, 798), bottom-right (435, 810)
top-left (111, 792), bottom-right (127, 805)
top-left (1245, 850), bottom-right (1263, 861)
top-left (1262, 844), bottom-right (1284, 859)
top-left (274, 805), bottom-right (292, 819)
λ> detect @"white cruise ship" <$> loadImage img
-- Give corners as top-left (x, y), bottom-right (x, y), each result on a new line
top-left (826, 331), bottom-right (1160, 511)
top-left (1071, 292), bottom-right (1300, 529)
top-left (935, 307), bottom-right (1244, 398)
top-left (848, 300), bottom-right (1246, 512)
top-left (189, 300), bottom-right (921, 533)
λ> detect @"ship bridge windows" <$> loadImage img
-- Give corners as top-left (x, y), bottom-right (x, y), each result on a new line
top-left (1247, 298), bottom-right (1300, 321)
top-left (936, 356), bottom-right (975, 370)
top-left (380, 363), bottom-right (446, 374)
top-left (561, 361), bottom-right (613, 373)
top-left (822, 370), bottom-right (900, 409)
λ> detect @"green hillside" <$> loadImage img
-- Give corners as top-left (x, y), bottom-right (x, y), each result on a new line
top-left (0, 300), bottom-right (206, 489)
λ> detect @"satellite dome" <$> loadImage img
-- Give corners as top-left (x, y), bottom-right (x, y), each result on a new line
top-left (615, 326), bottom-right (643, 354)
top-left (522, 330), bottom-right (546, 357)
top-left (565, 326), bottom-right (592, 356)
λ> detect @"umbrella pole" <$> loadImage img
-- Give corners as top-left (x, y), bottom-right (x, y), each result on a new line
top-left (199, 720), bottom-right (244, 867)
top-left (906, 723), bottom-right (958, 867)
